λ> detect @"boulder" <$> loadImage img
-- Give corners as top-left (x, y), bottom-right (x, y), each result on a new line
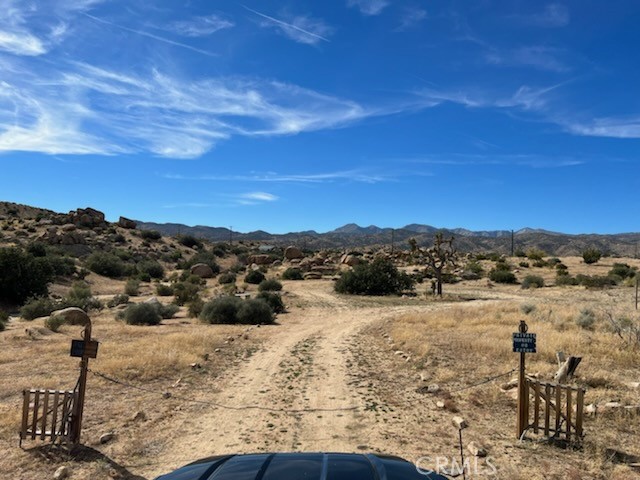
top-left (248, 254), bottom-right (272, 265)
top-left (118, 216), bottom-right (137, 229)
top-left (49, 307), bottom-right (90, 326)
top-left (67, 208), bottom-right (106, 229)
top-left (190, 263), bottom-right (214, 278)
top-left (340, 254), bottom-right (362, 267)
top-left (284, 246), bottom-right (304, 260)
top-left (303, 272), bottom-right (322, 280)
top-left (53, 466), bottom-right (71, 480)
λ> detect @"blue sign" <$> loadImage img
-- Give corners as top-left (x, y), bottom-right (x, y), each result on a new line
top-left (513, 332), bottom-right (536, 353)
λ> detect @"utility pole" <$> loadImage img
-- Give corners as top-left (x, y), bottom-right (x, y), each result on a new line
top-left (229, 226), bottom-right (233, 245)
top-left (391, 229), bottom-right (395, 254)
top-left (511, 230), bottom-right (515, 257)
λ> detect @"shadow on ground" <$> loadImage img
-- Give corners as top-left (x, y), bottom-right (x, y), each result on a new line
top-left (25, 444), bottom-right (148, 480)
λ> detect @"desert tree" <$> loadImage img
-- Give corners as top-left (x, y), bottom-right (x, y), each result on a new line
top-left (423, 233), bottom-right (457, 296)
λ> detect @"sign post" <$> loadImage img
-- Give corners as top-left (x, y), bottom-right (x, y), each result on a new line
top-left (69, 321), bottom-right (98, 445)
top-left (514, 320), bottom-right (536, 439)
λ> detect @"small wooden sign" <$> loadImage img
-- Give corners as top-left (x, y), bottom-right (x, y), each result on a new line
top-left (513, 332), bottom-right (536, 353)
top-left (70, 340), bottom-right (99, 359)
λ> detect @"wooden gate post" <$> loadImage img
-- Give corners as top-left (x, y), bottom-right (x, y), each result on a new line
top-left (513, 320), bottom-right (536, 439)
top-left (69, 320), bottom-right (97, 445)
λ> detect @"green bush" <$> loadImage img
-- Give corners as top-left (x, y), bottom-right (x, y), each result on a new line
top-left (121, 303), bottom-right (162, 325)
top-left (259, 279), bottom-right (283, 292)
top-left (140, 229), bottom-right (162, 241)
top-left (0, 247), bottom-right (54, 304)
top-left (237, 298), bottom-right (274, 324)
top-left (177, 235), bottom-right (202, 249)
top-left (576, 274), bottom-right (617, 288)
top-left (461, 261), bottom-right (484, 280)
top-left (48, 255), bottom-right (76, 277)
top-left (334, 257), bottom-right (415, 296)
top-left (576, 308), bottom-right (596, 330)
top-left (200, 296), bottom-right (242, 324)
top-left (200, 297), bottom-right (275, 325)
top-left (609, 263), bottom-right (636, 280)
top-left (256, 292), bottom-right (285, 314)
top-left (63, 281), bottom-right (103, 311)
top-left (45, 315), bottom-right (65, 332)
top-left (107, 294), bottom-right (130, 308)
top-left (282, 268), bottom-right (303, 280)
top-left (188, 297), bottom-right (204, 318)
top-left (86, 252), bottom-right (128, 278)
top-left (582, 248), bottom-right (602, 264)
top-left (489, 269), bottom-right (517, 284)
top-left (218, 273), bottom-right (236, 285)
top-left (173, 282), bottom-right (200, 306)
top-left (157, 303), bottom-right (179, 319)
top-left (156, 284), bottom-right (174, 296)
top-left (0, 310), bottom-right (8, 331)
top-left (519, 261), bottom-right (530, 268)
top-left (20, 297), bottom-right (56, 320)
top-left (521, 275), bottom-right (544, 289)
top-left (493, 260), bottom-right (512, 271)
top-left (556, 275), bottom-right (578, 286)
top-left (125, 279), bottom-right (140, 296)
top-left (137, 260), bottom-right (164, 279)
top-left (526, 248), bottom-right (546, 261)
top-left (245, 270), bottom-right (266, 285)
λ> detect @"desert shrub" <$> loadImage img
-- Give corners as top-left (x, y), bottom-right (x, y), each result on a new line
top-left (125, 279), bottom-right (140, 296)
top-left (45, 315), bottom-right (65, 332)
top-left (461, 261), bottom-right (483, 280)
top-left (555, 263), bottom-right (568, 274)
top-left (582, 248), bottom-right (602, 264)
top-left (20, 297), bottom-right (56, 320)
top-left (259, 279), bottom-right (283, 292)
top-left (107, 294), bottom-right (129, 308)
top-left (48, 255), bottom-right (76, 277)
top-left (576, 275), bottom-right (617, 288)
top-left (489, 269), bottom-right (517, 284)
top-left (237, 298), bottom-right (274, 324)
top-left (137, 271), bottom-right (151, 282)
top-left (520, 304), bottom-right (536, 315)
top-left (121, 303), bottom-right (162, 326)
top-left (493, 260), bottom-right (512, 271)
top-left (212, 245), bottom-right (227, 257)
top-left (178, 252), bottom-right (221, 275)
top-left (548, 257), bottom-right (562, 266)
top-left (200, 297), bottom-right (275, 325)
top-left (519, 261), bottom-right (530, 268)
top-left (157, 303), bottom-right (179, 319)
top-left (334, 257), bottom-right (415, 296)
top-left (156, 284), bottom-right (174, 296)
top-left (218, 273), bottom-right (236, 285)
top-left (0, 247), bottom-right (54, 304)
top-left (113, 233), bottom-right (126, 244)
top-left (256, 292), bottom-right (285, 314)
top-left (137, 260), bottom-right (164, 279)
top-left (576, 308), bottom-right (596, 330)
top-left (245, 270), bottom-right (266, 285)
top-left (532, 260), bottom-right (548, 268)
top-left (173, 282), bottom-right (200, 306)
top-left (27, 242), bottom-right (47, 257)
top-left (200, 296), bottom-right (242, 324)
top-left (177, 235), bottom-right (201, 249)
top-left (188, 297), bottom-right (204, 318)
top-left (514, 249), bottom-right (526, 258)
top-left (609, 263), bottom-right (636, 280)
top-left (86, 252), bottom-right (128, 278)
top-left (521, 275), bottom-right (544, 289)
top-left (63, 281), bottom-right (103, 311)
top-left (526, 248), bottom-right (546, 261)
top-left (282, 268), bottom-right (303, 280)
top-left (230, 262), bottom-right (246, 273)
top-left (556, 275), bottom-right (578, 286)
top-left (140, 229), bottom-right (162, 241)
top-left (0, 310), bottom-right (8, 331)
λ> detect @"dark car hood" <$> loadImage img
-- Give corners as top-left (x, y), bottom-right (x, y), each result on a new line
top-left (155, 452), bottom-right (449, 480)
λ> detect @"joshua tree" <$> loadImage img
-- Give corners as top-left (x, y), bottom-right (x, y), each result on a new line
top-left (424, 233), bottom-right (457, 296)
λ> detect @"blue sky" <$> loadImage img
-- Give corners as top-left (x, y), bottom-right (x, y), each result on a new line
top-left (0, 1), bottom-right (639, 234)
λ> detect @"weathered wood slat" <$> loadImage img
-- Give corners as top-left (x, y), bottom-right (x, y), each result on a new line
top-left (566, 388), bottom-right (572, 441)
top-left (30, 391), bottom-right (40, 440)
top-left (40, 392), bottom-right (49, 441)
top-left (576, 389), bottom-right (584, 437)
top-left (544, 384), bottom-right (551, 436)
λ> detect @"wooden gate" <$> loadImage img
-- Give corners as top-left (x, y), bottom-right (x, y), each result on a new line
top-left (19, 389), bottom-right (77, 447)
top-left (524, 379), bottom-right (585, 441)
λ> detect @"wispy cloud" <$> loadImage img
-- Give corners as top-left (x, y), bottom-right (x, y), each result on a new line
top-left (82, 13), bottom-right (219, 57)
top-left (524, 4), bottom-right (570, 28)
top-left (168, 14), bottom-right (234, 37)
top-left (404, 153), bottom-right (584, 169)
top-left (484, 46), bottom-right (570, 73)
top-left (243, 6), bottom-right (332, 45)
top-left (1, 60), bottom-right (416, 158)
top-left (162, 169), bottom-right (392, 184)
top-left (396, 7), bottom-right (427, 31)
top-left (347, 0), bottom-right (389, 16)
top-left (562, 116), bottom-right (640, 139)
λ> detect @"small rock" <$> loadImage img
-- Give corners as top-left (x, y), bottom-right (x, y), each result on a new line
top-left (419, 373), bottom-right (427, 382)
top-left (427, 384), bottom-right (440, 394)
top-left (626, 382), bottom-right (640, 389)
top-left (53, 466), bottom-right (70, 479)
top-left (100, 432), bottom-right (115, 444)
top-left (132, 411), bottom-right (146, 422)
top-left (394, 350), bottom-right (404, 356)
top-left (214, 348), bottom-right (221, 353)
top-left (468, 441), bottom-right (487, 457)
top-left (452, 416), bottom-right (468, 430)
top-left (162, 392), bottom-right (172, 399)
top-left (436, 401), bottom-right (445, 408)
top-left (190, 363), bottom-right (202, 370)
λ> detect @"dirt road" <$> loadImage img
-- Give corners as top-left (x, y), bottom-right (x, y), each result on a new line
top-left (146, 281), bottom-right (444, 478)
